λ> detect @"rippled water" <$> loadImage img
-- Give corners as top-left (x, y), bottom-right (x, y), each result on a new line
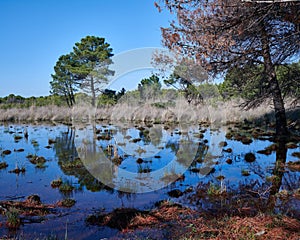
top-left (0, 122), bottom-right (299, 239)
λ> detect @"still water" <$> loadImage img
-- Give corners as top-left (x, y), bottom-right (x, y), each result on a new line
top-left (0, 122), bottom-right (299, 239)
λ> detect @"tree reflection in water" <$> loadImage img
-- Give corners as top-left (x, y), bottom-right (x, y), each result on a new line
top-left (53, 127), bottom-right (113, 193)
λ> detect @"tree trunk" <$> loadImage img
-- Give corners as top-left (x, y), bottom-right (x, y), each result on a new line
top-left (64, 93), bottom-right (70, 108)
top-left (261, 23), bottom-right (288, 137)
top-left (91, 76), bottom-right (96, 107)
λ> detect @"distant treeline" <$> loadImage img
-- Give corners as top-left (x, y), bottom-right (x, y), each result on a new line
top-left (1, 61), bottom-right (299, 109)
top-left (0, 94), bottom-right (66, 109)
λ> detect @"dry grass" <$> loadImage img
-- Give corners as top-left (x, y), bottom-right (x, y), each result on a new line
top-left (0, 105), bottom-right (71, 122)
top-left (88, 201), bottom-right (300, 239)
top-left (0, 99), bottom-right (298, 125)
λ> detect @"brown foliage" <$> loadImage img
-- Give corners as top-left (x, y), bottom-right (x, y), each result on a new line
top-left (157, 0), bottom-right (300, 73)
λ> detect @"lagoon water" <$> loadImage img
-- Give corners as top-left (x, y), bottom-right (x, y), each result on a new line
top-left (0, 122), bottom-right (299, 239)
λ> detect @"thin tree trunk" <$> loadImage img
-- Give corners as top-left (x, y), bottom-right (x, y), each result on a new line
top-left (261, 23), bottom-right (288, 137)
top-left (91, 76), bottom-right (96, 107)
top-left (69, 82), bottom-right (76, 106)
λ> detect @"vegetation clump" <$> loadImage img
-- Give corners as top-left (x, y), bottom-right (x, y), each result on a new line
top-left (292, 152), bottom-right (300, 159)
top-left (14, 135), bottom-right (23, 142)
top-left (51, 178), bottom-right (63, 188)
top-left (29, 155), bottom-right (46, 165)
top-left (167, 189), bottom-right (183, 198)
top-left (241, 137), bottom-right (253, 145)
top-left (207, 183), bottom-right (226, 196)
top-left (60, 158), bottom-right (83, 169)
top-left (59, 182), bottom-right (75, 193)
top-left (0, 161), bottom-right (8, 169)
top-left (245, 153), bottom-right (256, 163)
top-left (286, 142), bottom-right (298, 149)
top-left (241, 169), bottom-right (251, 176)
top-left (58, 198), bottom-right (76, 208)
top-left (0, 194), bottom-right (54, 229)
top-left (5, 207), bottom-right (21, 229)
top-left (25, 194), bottom-right (42, 205)
top-left (257, 148), bottom-right (272, 155)
top-left (226, 159), bottom-right (233, 164)
top-left (218, 141), bottom-right (227, 147)
top-left (287, 161), bottom-right (300, 172)
top-left (14, 148), bottom-right (24, 152)
top-left (223, 148), bottom-right (232, 153)
top-left (48, 139), bottom-right (56, 144)
top-left (86, 207), bottom-right (148, 230)
top-left (136, 158), bottom-right (143, 164)
top-left (2, 150), bottom-right (11, 155)
top-left (9, 165), bottom-right (26, 174)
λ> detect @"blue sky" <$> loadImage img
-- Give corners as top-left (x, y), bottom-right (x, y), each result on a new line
top-left (0, 0), bottom-right (173, 97)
